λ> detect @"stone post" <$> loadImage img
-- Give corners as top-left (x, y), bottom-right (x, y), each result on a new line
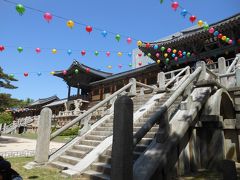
top-left (218, 57), bottom-right (227, 87)
top-left (35, 108), bottom-right (52, 164)
top-left (236, 68), bottom-right (240, 87)
top-left (111, 96), bottom-right (133, 180)
top-left (196, 61), bottom-right (207, 81)
top-left (157, 72), bottom-right (165, 91)
top-left (129, 78), bottom-right (137, 96)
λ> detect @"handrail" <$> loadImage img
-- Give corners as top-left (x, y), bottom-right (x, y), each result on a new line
top-left (206, 68), bottom-right (218, 79)
top-left (133, 67), bottom-right (202, 146)
top-left (164, 67), bottom-right (186, 76)
top-left (219, 72), bottom-right (235, 78)
top-left (136, 82), bottom-right (155, 90)
top-left (165, 66), bottom-right (190, 88)
top-left (50, 82), bottom-right (133, 140)
top-left (226, 56), bottom-right (239, 74)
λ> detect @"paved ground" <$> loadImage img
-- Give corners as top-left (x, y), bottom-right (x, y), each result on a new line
top-left (0, 135), bottom-right (64, 152)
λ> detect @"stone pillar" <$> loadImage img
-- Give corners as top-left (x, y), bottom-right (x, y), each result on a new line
top-left (157, 72), bottom-right (165, 91)
top-left (129, 78), bottom-right (137, 96)
top-left (35, 108), bottom-right (52, 164)
top-left (236, 68), bottom-right (240, 87)
top-left (111, 96), bottom-right (133, 180)
top-left (196, 61), bottom-right (207, 81)
top-left (218, 57), bottom-right (227, 87)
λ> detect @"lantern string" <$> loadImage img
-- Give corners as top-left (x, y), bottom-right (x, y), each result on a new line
top-left (2, 0), bottom-right (139, 41)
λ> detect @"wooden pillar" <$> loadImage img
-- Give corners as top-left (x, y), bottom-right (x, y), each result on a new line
top-left (67, 85), bottom-right (71, 100)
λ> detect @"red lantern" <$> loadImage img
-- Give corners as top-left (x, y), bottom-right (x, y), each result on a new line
top-left (178, 50), bottom-right (182, 55)
top-left (146, 43), bottom-right (150, 48)
top-left (218, 33), bottom-right (223, 39)
top-left (106, 51), bottom-right (110, 57)
top-left (24, 72), bottom-right (28, 77)
top-left (138, 53), bottom-right (142, 57)
top-left (86, 26), bottom-right (93, 33)
top-left (35, 48), bottom-right (41, 53)
top-left (0, 45), bottom-right (5, 52)
top-left (43, 12), bottom-right (53, 23)
top-left (86, 68), bottom-right (90, 73)
top-left (127, 37), bottom-right (132, 44)
top-left (171, 2), bottom-right (179, 11)
top-left (189, 15), bottom-right (197, 23)
top-left (138, 62), bottom-right (142, 66)
top-left (81, 50), bottom-right (86, 56)
top-left (62, 70), bottom-right (67, 75)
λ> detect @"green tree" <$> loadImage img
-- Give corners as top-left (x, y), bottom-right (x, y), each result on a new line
top-left (0, 67), bottom-right (17, 89)
top-left (0, 111), bottom-right (13, 124)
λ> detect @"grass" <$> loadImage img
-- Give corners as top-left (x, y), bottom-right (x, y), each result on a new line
top-left (6, 133), bottom-right (75, 143)
top-left (7, 157), bottom-right (76, 180)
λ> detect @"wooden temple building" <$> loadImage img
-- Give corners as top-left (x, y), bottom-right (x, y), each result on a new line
top-left (9, 13), bottom-right (240, 131)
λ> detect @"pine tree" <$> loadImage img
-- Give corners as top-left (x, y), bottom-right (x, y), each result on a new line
top-left (0, 67), bottom-right (17, 89)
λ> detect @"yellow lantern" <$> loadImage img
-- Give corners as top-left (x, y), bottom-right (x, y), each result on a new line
top-left (164, 53), bottom-right (168, 58)
top-left (197, 20), bottom-right (203, 27)
top-left (67, 20), bottom-right (74, 28)
top-left (117, 52), bottom-right (122, 57)
top-left (221, 36), bottom-right (226, 41)
top-left (52, 48), bottom-right (57, 54)
top-left (50, 71), bottom-right (55, 75)
top-left (107, 65), bottom-right (112, 69)
top-left (137, 40), bottom-right (143, 47)
top-left (157, 60), bottom-right (160, 64)
top-left (173, 49), bottom-right (177, 54)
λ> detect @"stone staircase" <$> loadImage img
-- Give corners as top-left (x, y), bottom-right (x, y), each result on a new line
top-left (49, 93), bottom-right (153, 170)
top-left (80, 92), bottom-right (183, 179)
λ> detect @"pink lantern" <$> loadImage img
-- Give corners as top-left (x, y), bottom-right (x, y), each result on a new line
top-left (127, 37), bottom-right (132, 44)
top-left (43, 12), bottom-right (53, 23)
top-left (171, 2), bottom-right (179, 11)
top-left (35, 48), bottom-right (41, 53)
top-left (62, 70), bottom-right (67, 75)
top-left (167, 48), bottom-right (172, 53)
top-left (156, 53), bottom-right (160, 58)
top-left (174, 57), bottom-right (178, 61)
top-left (138, 62), bottom-right (142, 66)
top-left (208, 27), bottom-right (214, 34)
top-left (106, 51), bottom-right (111, 57)
top-left (118, 64), bottom-right (122, 68)
top-left (138, 53), bottom-right (142, 57)
top-left (24, 72), bottom-right (28, 77)
top-left (228, 39), bottom-right (233, 44)
top-left (86, 68), bottom-right (90, 73)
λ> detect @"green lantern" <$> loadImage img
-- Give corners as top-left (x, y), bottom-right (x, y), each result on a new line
top-left (75, 69), bottom-right (79, 74)
top-left (115, 34), bottom-right (121, 42)
top-left (147, 53), bottom-right (151, 57)
top-left (17, 47), bottom-right (23, 53)
top-left (16, 4), bottom-right (25, 15)
top-left (94, 51), bottom-right (99, 56)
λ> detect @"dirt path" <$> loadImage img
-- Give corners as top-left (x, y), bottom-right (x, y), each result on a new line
top-left (0, 135), bottom-right (64, 152)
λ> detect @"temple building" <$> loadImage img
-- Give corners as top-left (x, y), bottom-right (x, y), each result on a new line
top-left (7, 13), bottom-right (240, 132)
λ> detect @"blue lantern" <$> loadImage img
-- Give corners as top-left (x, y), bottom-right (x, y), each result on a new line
top-left (154, 45), bottom-right (158, 50)
top-left (213, 31), bottom-right (219, 37)
top-left (180, 9), bottom-right (188, 18)
top-left (172, 53), bottom-right (176, 58)
top-left (67, 49), bottom-right (72, 55)
top-left (128, 52), bottom-right (132, 57)
top-left (101, 30), bottom-right (108, 37)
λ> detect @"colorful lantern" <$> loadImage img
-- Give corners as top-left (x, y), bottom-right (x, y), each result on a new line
top-left (67, 20), bottom-right (74, 28)
top-left (180, 9), bottom-right (187, 18)
top-left (156, 53), bottom-right (160, 58)
top-left (115, 34), bottom-right (121, 42)
top-left (138, 62), bottom-right (142, 66)
top-left (221, 36), bottom-right (227, 41)
top-left (226, 38), bottom-right (230, 43)
top-left (164, 53), bottom-right (168, 58)
top-left (101, 30), bottom-right (108, 37)
top-left (171, 2), bottom-right (179, 11)
top-left (129, 63), bottom-right (132, 67)
top-left (174, 57), bottom-right (178, 61)
top-left (154, 45), bottom-right (158, 50)
top-left (189, 15), bottom-right (197, 23)
top-left (147, 53), bottom-right (151, 57)
top-left (94, 51), bottom-right (99, 56)
top-left (0, 45), bottom-right (5, 52)
top-left (107, 65), bottom-right (112, 69)
top-left (203, 23), bottom-right (209, 30)
top-left (37, 72), bottom-right (42, 76)
top-left (187, 52), bottom-right (191, 57)
top-left (137, 40), bottom-right (143, 47)
top-left (67, 49), bottom-right (72, 55)
top-left (81, 50), bottom-right (86, 56)
top-left (86, 26), bottom-right (93, 33)
top-left (9, 74), bottom-right (14, 78)
top-left (50, 71), bottom-right (55, 75)
top-left (16, 4), bottom-right (25, 15)
top-left (106, 51), bottom-right (110, 57)
top-left (208, 27), bottom-right (214, 34)
top-left (52, 48), bottom-right (57, 54)
top-left (218, 33), bottom-right (223, 39)
top-left (127, 37), bottom-right (132, 44)
top-left (213, 31), bottom-right (219, 37)
top-left (128, 52), bottom-right (132, 57)
top-left (167, 48), bottom-right (171, 53)
top-left (23, 72), bottom-right (28, 77)
top-left (183, 51), bottom-right (186, 56)
top-left (35, 48), bottom-right (41, 53)
top-left (166, 58), bottom-right (169, 63)
top-left (228, 39), bottom-right (233, 44)
top-left (161, 46), bottom-right (165, 52)
top-left (118, 52), bottom-right (123, 57)
top-left (17, 47), bottom-right (23, 53)
top-left (43, 12), bottom-right (53, 23)
top-left (197, 20), bottom-right (203, 27)
top-left (173, 49), bottom-right (177, 54)
top-left (86, 68), bottom-right (90, 73)
top-left (146, 43), bottom-right (150, 48)
top-left (157, 60), bottom-right (160, 64)
top-left (74, 69), bottom-right (79, 74)
top-left (172, 54), bottom-right (176, 58)
top-left (138, 53), bottom-right (142, 57)
top-left (62, 70), bottom-right (67, 75)
top-left (118, 64), bottom-right (122, 68)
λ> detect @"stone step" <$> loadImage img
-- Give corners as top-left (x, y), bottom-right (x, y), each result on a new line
top-left (65, 149), bottom-right (86, 158)
top-left (58, 155), bottom-right (82, 165)
top-left (79, 139), bottom-right (102, 147)
top-left (49, 160), bottom-right (74, 170)
top-left (85, 135), bottom-right (107, 141)
top-left (96, 127), bottom-right (113, 132)
top-left (91, 131), bottom-right (112, 137)
top-left (91, 162), bottom-right (111, 175)
top-left (98, 155), bottom-right (111, 164)
top-left (133, 126), bottom-right (158, 133)
top-left (82, 170), bottom-right (110, 180)
top-left (73, 144), bottom-right (95, 152)
top-left (101, 123), bottom-right (113, 127)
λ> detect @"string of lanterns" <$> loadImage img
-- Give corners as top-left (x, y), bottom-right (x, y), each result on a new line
top-left (3, 0), bottom-right (140, 44)
top-left (0, 44), bottom-right (135, 57)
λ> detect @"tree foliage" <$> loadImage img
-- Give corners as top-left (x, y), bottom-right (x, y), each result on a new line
top-left (0, 111), bottom-right (13, 124)
top-left (0, 67), bottom-right (17, 89)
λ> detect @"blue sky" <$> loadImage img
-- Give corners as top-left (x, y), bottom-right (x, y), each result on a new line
top-left (0, 0), bottom-right (239, 100)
